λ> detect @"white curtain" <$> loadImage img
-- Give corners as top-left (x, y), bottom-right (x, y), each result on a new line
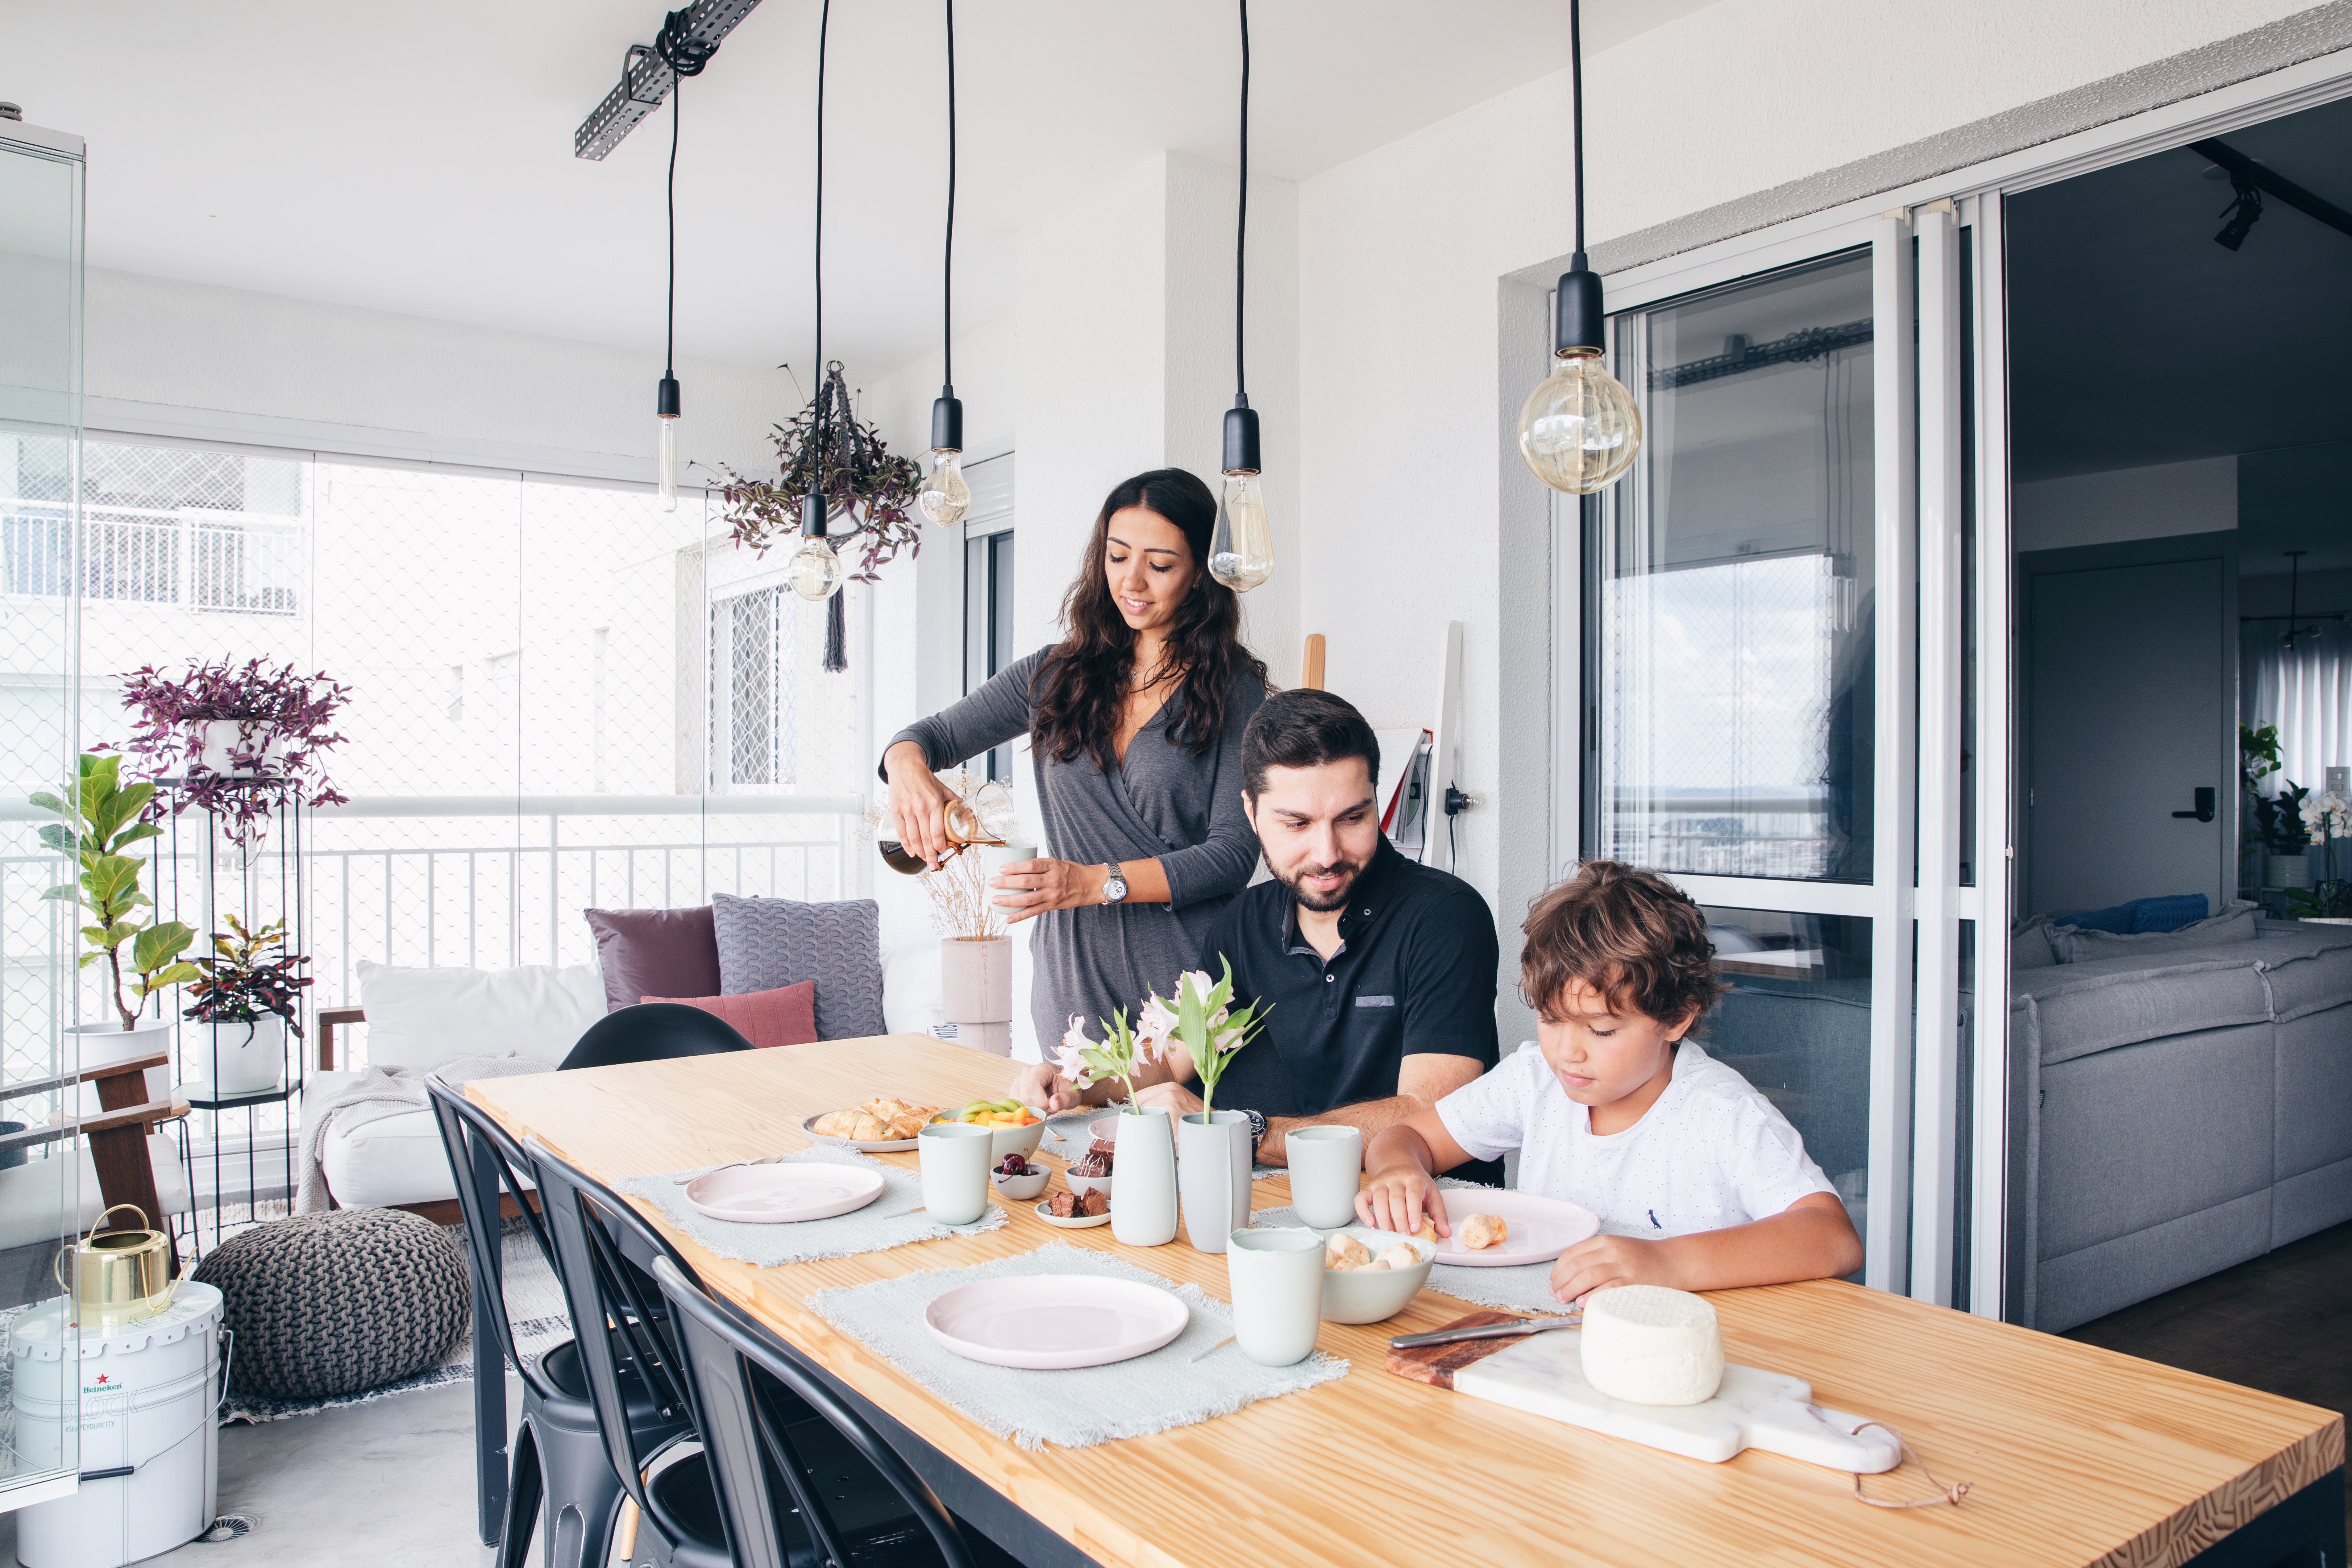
top-left (2245, 622), bottom-right (2352, 795)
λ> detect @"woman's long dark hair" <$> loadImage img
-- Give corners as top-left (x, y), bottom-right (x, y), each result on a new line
top-left (1031, 469), bottom-right (1269, 774)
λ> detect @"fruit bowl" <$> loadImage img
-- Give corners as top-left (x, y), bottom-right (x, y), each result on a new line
top-left (930, 1100), bottom-right (1047, 1164)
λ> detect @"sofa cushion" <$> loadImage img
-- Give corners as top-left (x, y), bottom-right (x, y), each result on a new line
top-left (645, 981), bottom-right (818, 1049)
top-left (2012, 918), bottom-right (2060, 970)
top-left (2251, 922), bottom-right (2352, 1024)
top-left (2015, 951), bottom-right (2270, 1065)
top-left (711, 893), bottom-right (885, 1040)
top-left (584, 906), bottom-right (721, 1015)
top-left (0, 1134), bottom-right (188, 1254)
top-left (355, 962), bottom-right (606, 1071)
top-left (2276, 1002), bottom-right (2352, 1181)
top-left (2049, 905), bottom-right (2256, 965)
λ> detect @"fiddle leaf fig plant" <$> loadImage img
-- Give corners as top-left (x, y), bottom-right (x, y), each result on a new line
top-left (34, 753), bottom-right (199, 1031)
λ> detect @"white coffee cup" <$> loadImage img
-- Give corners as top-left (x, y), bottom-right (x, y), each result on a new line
top-left (917, 1122), bottom-right (995, 1226)
top-left (1225, 1227), bottom-right (1325, 1366)
top-left (1285, 1125), bottom-right (1364, 1230)
top-left (979, 841), bottom-right (1038, 880)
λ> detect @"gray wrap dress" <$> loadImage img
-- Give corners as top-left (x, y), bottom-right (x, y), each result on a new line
top-left (885, 647), bottom-right (1267, 1051)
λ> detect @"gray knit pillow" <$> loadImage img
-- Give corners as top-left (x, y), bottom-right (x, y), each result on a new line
top-left (193, 1208), bottom-right (469, 1401)
top-left (711, 892), bottom-right (885, 1040)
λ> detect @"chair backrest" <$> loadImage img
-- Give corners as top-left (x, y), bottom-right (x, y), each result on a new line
top-left (525, 1139), bottom-right (701, 1520)
top-left (558, 1001), bottom-right (754, 1071)
top-left (649, 1254), bottom-right (977, 1568)
top-left (425, 1078), bottom-right (562, 1402)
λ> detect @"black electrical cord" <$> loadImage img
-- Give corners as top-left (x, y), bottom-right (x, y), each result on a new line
top-left (1570, 0), bottom-right (1585, 261)
top-left (1235, 0), bottom-right (1250, 400)
top-left (663, 84), bottom-right (680, 383)
top-left (814, 0), bottom-right (831, 506)
top-left (943, 0), bottom-right (956, 389)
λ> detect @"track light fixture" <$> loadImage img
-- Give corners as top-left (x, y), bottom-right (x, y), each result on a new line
top-left (1207, 0), bottom-right (1275, 594)
top-left (2193, 137), bottom-right (2352, 253)
top-left (1515, 0), bottom-right (1642, 496)
top-left (575, 0), bottom-right (761, 160)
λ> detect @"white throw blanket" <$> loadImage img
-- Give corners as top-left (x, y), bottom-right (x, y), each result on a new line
top-left (296, 1055), bottom-right (552, 1213)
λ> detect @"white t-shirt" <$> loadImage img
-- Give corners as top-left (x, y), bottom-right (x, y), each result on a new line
top-left (1434, 1040), bottom-right (1834, 1238)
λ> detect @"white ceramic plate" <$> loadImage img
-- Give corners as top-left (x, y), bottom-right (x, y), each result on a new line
top-left (684, 1162), bottom-right (887, 1224)
top-left (924, 1273), bottom-right (1188, 1369)
top-left (800, 1112), bottom-right (922, 1153)
top-left (1033, 1200), bottom-right (1112, 1230)
top-left (1426, 1189), bottom-right (1600, 1268)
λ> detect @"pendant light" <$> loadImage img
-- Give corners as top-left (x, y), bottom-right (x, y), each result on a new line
top-left (1515, 0), bottom-right (1641, 495)
top-left (917, 0), bottom-right (972, 527)
top-left (785, 0), bottom-right (848, 603)
top-left (652, 10), bottom-right (716, 512)
top-left (1208, 0), bottom-right (1274, 594)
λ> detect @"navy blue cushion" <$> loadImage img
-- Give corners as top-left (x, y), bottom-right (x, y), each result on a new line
top-left (2054, 900), bottom-right (2139, 933)
top-left (2131, 894), bottom-right (2210, 933)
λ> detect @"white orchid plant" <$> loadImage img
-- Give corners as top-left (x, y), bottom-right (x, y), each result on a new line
top-left (2289, 790), bottom-right (2352, 919)
top-left (1051, 957), bottom-right (1271, 1116)
top-left (1052, 1007), bottom-right (1164, 1114)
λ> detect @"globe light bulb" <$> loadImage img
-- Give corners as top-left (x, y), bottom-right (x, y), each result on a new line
top-left (918, 448), bottom-right (971, 526)
top-left (1517, 346), bottom-right (1641, 495)
top-left (784, 534), bottom-right (847, 601)
top-left (1209, 470), bottom-right (1274, 593)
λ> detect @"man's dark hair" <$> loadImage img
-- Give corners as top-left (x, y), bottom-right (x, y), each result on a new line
top-left (1241, 689), bottom-right (1381, 798)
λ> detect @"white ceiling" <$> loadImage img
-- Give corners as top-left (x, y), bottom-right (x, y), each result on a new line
top-left (1, 0), bottom-right (1711, 379)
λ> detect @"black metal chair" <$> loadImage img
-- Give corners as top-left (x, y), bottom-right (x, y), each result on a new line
top-left (426, 1081), bottom-right (694, 1568)
top-left (559, 1001), bottom-right (756, 1071)
top-left (527, 1138), bottom-right (733, 1568)
top-left (650, 1253), bottom-right (1025, 1568)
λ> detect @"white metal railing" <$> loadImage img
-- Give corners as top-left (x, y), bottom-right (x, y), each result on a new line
top-left (1, 502), bottom-right (304, 615)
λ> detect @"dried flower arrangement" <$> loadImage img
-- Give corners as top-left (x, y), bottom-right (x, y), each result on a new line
top-left (116, 657), bottom-right (351, 842)
top-left (922, 848), bottom-right (1005, 943)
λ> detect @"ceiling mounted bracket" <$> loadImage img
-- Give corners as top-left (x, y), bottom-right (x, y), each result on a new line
top-left (574, 0), bottom-right (763, 161)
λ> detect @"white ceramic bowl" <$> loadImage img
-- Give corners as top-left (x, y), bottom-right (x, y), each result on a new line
top-left (1065, 1170), bottom-right (1113, 1203)
top-left (929, 1107), bottom-right (1048, 1164)
top-left (991, 1164), bottom-right (1049, 1201)
top-left (1317, 1225), bottom-right (1437, 1324)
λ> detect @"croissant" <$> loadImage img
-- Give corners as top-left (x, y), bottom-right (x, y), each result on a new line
top-left (812, 1110), bottom-right (858, 1138)
top-left (1458, 1213), bottom-right (1509, 1250)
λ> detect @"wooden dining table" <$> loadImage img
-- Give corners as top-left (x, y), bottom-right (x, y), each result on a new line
top-left (468, 1034), bottom-right (2345, 1568)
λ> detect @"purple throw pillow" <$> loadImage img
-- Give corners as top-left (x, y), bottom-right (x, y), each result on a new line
top-left (583, 906), bottom-right (722, 1015)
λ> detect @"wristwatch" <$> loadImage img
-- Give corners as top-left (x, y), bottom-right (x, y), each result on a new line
top-left (1101, 862), bottom-right (1129, 904)
top-left (1239, 1107), bottom-right (1268, 1157)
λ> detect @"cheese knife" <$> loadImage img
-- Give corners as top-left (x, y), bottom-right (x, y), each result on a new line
top-left (1388, 1314), bottom-right (1580, 1349)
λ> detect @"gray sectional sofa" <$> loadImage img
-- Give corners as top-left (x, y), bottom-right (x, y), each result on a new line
top-left (2010, 918), bottom-right (2352, 1331)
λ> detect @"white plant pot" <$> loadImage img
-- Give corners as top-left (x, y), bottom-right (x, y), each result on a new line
top-left (201, 1014), bottom-right (286, 1095)
top-left (195, 719), bottom-right (283, 777)
top-left (2265, 851), bottom-right (2316, 890)
top-left (65, 1018), bottom-right (176, 1115)
top-left (1177, 1111), bottom-right (1253, 1254)
top-left (937, 936), bottom-right (1013, 1026)
top-left (1109, 1109), bottom-right (1177, 1247)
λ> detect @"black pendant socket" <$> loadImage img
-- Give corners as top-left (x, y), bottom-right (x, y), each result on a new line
top-left (1554, 261), bottom-right (1607, 355)
top-left (656, 375), bottom-right (681, 419)
top-left (800, 491), bottom-right (827, 538)
top-left (930, 390), bottom-right (964, 453)
top-left (1222, 400), bottom-right (1261, 476)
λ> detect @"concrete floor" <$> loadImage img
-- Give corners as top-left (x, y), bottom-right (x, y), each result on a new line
top-left (2, 1376), bottom-right (522, 1568)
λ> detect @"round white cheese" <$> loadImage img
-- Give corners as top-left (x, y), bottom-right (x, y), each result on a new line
top-left (1578, 1285), bottom-right (1724, 1406)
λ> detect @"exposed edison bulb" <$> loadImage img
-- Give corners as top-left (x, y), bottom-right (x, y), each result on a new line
top-left (1517, 347), bottom-right (1642, 495)
top-left (784, 534), bottom-right (848, 601)
top-left (1209, 470), bottom-right (1274, 593)
top-left (918, 448), bottom-right (971, 526)
top-left (656, 414), bottom-right (679, 512)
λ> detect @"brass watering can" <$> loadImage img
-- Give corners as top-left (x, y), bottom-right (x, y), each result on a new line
top-left (56, 1204), bottom-right (179, 1327)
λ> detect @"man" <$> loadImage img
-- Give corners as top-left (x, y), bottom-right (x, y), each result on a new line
top-left (1011, 688), bottom-right (1504, 1181)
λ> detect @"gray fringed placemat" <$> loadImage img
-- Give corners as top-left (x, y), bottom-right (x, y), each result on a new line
top-left (806, 1243), bottom-right (1349, 1450)
top-left (619, 1145), bottom-right (1005, 1267)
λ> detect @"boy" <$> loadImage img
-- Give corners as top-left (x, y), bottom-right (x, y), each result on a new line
top-left (1356, 860), bottom-right (1863, 1304)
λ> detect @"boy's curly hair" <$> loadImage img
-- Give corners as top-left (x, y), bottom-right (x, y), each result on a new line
top-left (1520, 860), bottom-right (1725, 1027)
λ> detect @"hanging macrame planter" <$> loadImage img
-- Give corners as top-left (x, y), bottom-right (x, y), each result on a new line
top-left (707, 362), bottom-right (921, 672)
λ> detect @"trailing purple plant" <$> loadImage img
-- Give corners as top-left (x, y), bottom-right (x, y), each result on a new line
top-left (703, 362), bottom-right (923, 585)
top-left (183, 914), bottom-right (312, 1036)
top-left (115, 658), bottom-right (352, 838)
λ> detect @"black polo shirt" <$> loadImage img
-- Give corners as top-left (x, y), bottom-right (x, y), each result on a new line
top-left (1198, 839), bottom-right (1504, 1182)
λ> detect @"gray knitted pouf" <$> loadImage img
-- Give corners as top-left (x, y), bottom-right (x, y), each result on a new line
top-left (193, 1208), bottom-right (471, 1401)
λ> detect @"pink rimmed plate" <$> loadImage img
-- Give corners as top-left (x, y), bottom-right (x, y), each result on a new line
top-left (923, 1274), bottom-right (1188, 1369)
top-left (1424, 1189), bottom-right (1601, 1268)
top-left (683, 1162), bottom-right (887, 1224)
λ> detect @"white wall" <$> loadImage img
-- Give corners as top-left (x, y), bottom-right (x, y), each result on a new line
top-left (2015, 457), bottom-right (2239, 553)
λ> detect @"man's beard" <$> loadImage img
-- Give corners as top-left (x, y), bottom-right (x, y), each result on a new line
top-left (1270, 854), bottom-right (1365, 914)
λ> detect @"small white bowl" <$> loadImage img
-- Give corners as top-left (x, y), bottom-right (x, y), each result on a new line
top-left (1034, 1199), bottom-right (1112, 1230)
top-left (1065, 1170), bottom-right (1113, 1203)
top-left (1317, 1225), bottom-right (1437, 1324)
top-left (991, 1164), bottom-right (1049, 1201)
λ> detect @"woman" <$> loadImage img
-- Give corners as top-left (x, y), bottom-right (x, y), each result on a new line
top-left (881, 467), bottom-right (1268, 1084)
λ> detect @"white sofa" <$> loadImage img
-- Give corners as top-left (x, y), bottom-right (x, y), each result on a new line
top-left (0, 1135), bottom-right (190, 1254)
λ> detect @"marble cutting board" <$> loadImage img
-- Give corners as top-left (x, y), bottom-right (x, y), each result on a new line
top-left (1388, 1311), bottom-right (1902, 1473)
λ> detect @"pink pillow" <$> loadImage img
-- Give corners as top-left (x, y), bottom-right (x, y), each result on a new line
top-left (643, 981), bottom-right (818, 1049)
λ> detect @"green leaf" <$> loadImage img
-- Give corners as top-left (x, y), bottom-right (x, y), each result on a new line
top-left (41, 884), bottom-right (79, 903)
top-left (75, 951), bottom-right (107, 970)
top-left (134, 961), bottom-right (201, 995)
top-left (110, 821), bottom-right (162, 851)
top-left (91, 920), bottom-right (141, 951)
top-left (35, 823), bottom-right (74, 853)
top-left (28, 790), bottom-right (68, 820)
top-left (131, 921), bottom-right (196, 973)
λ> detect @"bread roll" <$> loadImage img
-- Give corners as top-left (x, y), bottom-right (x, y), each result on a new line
top-left (1458, 1213), bottom-right (1509, 1250)
top-left (1324, 1233), bottom-right (1374, 1270)
top-left (1376, 1243), bottom-right (1422, 1271)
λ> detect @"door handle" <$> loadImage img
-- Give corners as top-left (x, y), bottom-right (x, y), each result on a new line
top-left (2172, 787), bottom-right (2216, 823)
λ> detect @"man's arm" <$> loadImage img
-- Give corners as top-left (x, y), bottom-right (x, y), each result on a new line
top-left (1252, 1051), bottom-right (1484, 1166)
top-left (1013, 1048), bottom-right (1192, 1115)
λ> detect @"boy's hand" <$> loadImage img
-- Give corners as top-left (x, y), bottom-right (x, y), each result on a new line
top-left (1356, 1165), bottom-right (1451, 1238)
top-left (1549, 1234), bottom-right (1690, 1304)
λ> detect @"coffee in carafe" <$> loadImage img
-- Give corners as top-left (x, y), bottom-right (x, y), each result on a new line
top-left (878, 798), bottom-right (1001, 874)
